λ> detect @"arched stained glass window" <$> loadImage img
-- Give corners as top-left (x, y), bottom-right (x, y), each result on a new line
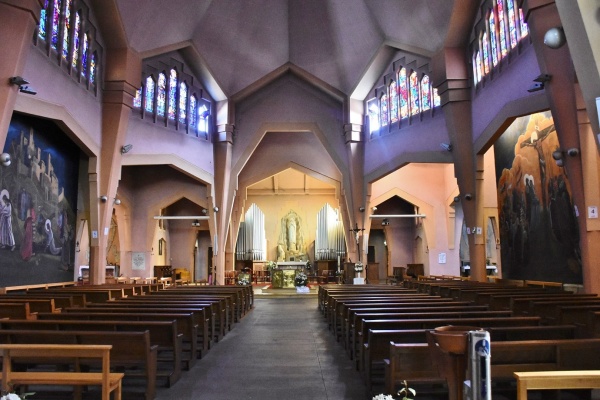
top-left (367, 98), bottom-right (379, 134)
top-left (433, 88), bottom-right (441, 108)
top-left (179, 82), bottom-right (188, 124)
top-left (380, 93), bottom-right (389, 127)
top-left (90, 51), bottom-right (97, 84)
top-left (51, 0), bottom-right (62, 50)
top-left (133, 87), bottom-right (142, 108)
top-left (81, 33), bottom-right (88, 77)
top-left (409, 71), bottom-right (420, 116)
top-left (62, 0), bottom-right (72, 60)
top-left (144, 76), bottom-right (155, 114)
top-left (519, 9), bottom-right (528, 38)
top-left (482, 32), bottom-right (490, 75)
top-left (473, 55), bottom-right (478, 86)
top-left (507, 0), bottom-right (518, 48)
top-left (389, 81), bottom-right (399, 124)
top-left (489, 11), bottom-right (499, 67)
top-left (421, 75), bottom-right (431, 112)
top-left (168, 69), bottom-right (177, 120)
top-left (398, 68), bottom-right (409, 119)
top-left (156, 73), bottom-right (166, 117)
top-left (198, 104), bottom-right (209, 134)
top-left (189, 95), bottom-right (198, 129)
top-left (71, 11), bottom-right (81, 70)
top-left (497, 0), bottom-right (508, 58)
top-left (476, 51), bottom-right (484, 84)
top-left (39, 0), bottom-right (49, 41)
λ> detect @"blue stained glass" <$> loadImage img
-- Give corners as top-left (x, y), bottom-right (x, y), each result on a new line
top-left (519, 9), bottom-right (528, 38)
top-left (90, 52), bottom-right (96, 84)
top-left (367, 98), bottom-right (379, 134)
top-left (157, 73), bottom-right (166, 117)
top-left (168, 69), bottom-right (177, 120)
top-left (189, 95), bottom-right (197, 128)
top-left (497, 0), bottom-right (508, 57)
top-left (380, 93), bottom-right (389, 127)
top-left (389, 81), bottom-right (399, 124)
top-left (179, 82), bottom-right (187, 124)
top-left (51, 0), bottom-right (61, 50)
top-left (409, 71), bottom-right (419, 116)
top-left (198, 104), bottom-right (208, 133)
top-left (489, 11), bottom-right (499, 66)
top-left (62, 0), bottom-right (71, 59)
top-left (72, 11), bottom-right (80, 69)
top-left (39, 0), bottom-right (49, 41)
top-left (421, 75), bottom-right (431, 111)
top-left (398, 68), bottom-right (408, 119)
top-left (144, 76), bottom-right (155, 113)
top-left (433, 88), bottom-right (441, 108)
top-left (507, 0), bottom-right (518, 48)
top-left (133, 87), bottom-right (142, 108)
top-left (81, 33), bottom-right (88, 77)
top-left (482, 32), bottom-right (490, 75)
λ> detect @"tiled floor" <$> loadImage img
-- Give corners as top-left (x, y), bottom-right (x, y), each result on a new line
top-left (154, 296), bottom-right (370, 400)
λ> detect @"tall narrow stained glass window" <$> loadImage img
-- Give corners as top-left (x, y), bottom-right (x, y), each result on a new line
top-left (90, 51), bottom-right (97, 84)
top-left (198, 104), bottom-right (209, 134)
top-left (189, 95), bottom-right (198, 129)
top-left (81, 33), bottom-right (88, 77)
top-left (489, 11), bottom-right (499, 66)
top-left (367, 98), bottom-right (379, 134)
top-left (475, 51), bottom-right (483, 84)
top-left (497, 0), bottom-right (508, 57)
top-left (71, 11), bottom-right (80, 70)
top-left (482, 33), bottom-right (490, 75)
top-left (39, 0), bottom-right (49, 41)
top-left (179, 82), bottom-right (188, 124)
top-left (519, 9), bottom-right (528, 38)
top-left (157, 73), bottom-right (166, 117)
top-left (168, 69), bottom-right (177, 120)
top-left (144, 76), bottom-right (155, 114)
top-left (389, 81), bottom-right (399, 124)
top-left (507, 0), bottom-right (518, 48)
top-left (433, 88), bottom-right (441, 108)
top-left (133, 87), bottom-right (142, 108)
top-left (421, 75), bottom-right (431, 112)
top-left (409, 71), bottom-right (420, 116)
top-left (62, 0), bottom-right (71, 60)
top-left (51, 0), bottom-right (62, 50)
top-left (380, 93), bottom-right (389, 127)
top-left (398, 68), bottom-right (409, 119)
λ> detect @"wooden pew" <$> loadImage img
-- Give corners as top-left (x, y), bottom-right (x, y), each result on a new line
top-left (0, 303), bottom-right (36, 320)
top-left (528, 298), bottom-right (600, 324)
top-left (0, 292), bottom-right (86, 308)
top-left (489, 292), bottom-right (597, 312)
top-left (514, 370), bottom-right (600, 400)
top-left (0, 343), bottom-right (123, 400)
top-left (0, 298), bottom-right (58, 313)
top-left (510, 294), bottom-right (599, 315)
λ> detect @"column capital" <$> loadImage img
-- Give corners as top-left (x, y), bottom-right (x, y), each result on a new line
top-left (343, 123), bottom-right (364, 143)
top-left (214, 124), bottom-right (234, 143)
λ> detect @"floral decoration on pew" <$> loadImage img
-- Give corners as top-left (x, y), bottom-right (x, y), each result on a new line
top-left (1, 392), bottom-right (35, 400)
top-left (294, 272), bottom-right (308, 287)
top-left (372, 380), bottom-right (416, 400)
top-left (237, 276), bottom-right (250, 286)
top-left (354, 262), bottom-right (364, 272)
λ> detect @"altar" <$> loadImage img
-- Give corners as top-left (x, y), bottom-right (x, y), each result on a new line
top-left (271, 262), bottom-right (308, 288)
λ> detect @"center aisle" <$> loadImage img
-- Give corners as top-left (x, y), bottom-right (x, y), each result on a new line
top-left (154, 296), bottom-right (370, 400)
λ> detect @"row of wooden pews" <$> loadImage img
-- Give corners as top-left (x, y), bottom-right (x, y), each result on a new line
top-left (0, 282), bottom-right (252, 400)
top-left (319, 280), bottom-right (600, 399)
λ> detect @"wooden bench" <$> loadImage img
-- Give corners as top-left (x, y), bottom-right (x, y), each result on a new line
top-left (514, 370), bottom-right (600, 400)
top-left (0, 303), bottom-right (36, 320)
top-left (1, 344), bottom-right (123, 400)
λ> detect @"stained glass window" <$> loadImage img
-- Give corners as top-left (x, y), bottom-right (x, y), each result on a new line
top-left (367, 98), bottom-right (379, 134)
top-left (497, 0), bottom-right (508, 58)
top-left (433, 88), bottom-right (441, 108)
top-left (72, 11), bottom-right (80, 70)
top-left (409, 71), bottom-right (420, 116)
top-left (489, 11), bottom-right (499, 66)
top-left (90, 51), bottom-right (97, 84)
top-left (389, 81), bottom-right (399, 124)
top-left (157, 73), bottom-right (166, 117)
top-left (81, 33), bottom-right (88, 77)
top-left (51, 0), bottom-right (61, 50)
top-left (179, 81), bottom-right (188, 124)
top-left (475, 51), bottom-right (482, 84)
top-left (168, 69), bottom-right (177, 120)
top-left (380, 93), bottom-right (389, 127)
top-left (62, 0), bottom-right (71, 60)
top-left (421, 75), bottom-right (431, 112)
top-left (398, 68), bottom-right (409, 119)
top-left (507, 0), bottom-right (518, 48)
top-left (133, 87), bottom-right (142, 108)
top-left (198, 104), bottom-right (209, 133)
top-left (189, 95), bottom-right (198, 129)
top-left (482, 32), bottom-right (490, 75)
top-left (39, 0), bottom-right (49, 41)
top-left (519, 9), bottom-right (528, 38)
top-left (144, 76), bottom-right (155, 114)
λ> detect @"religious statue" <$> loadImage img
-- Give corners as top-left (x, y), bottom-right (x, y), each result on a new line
top-left (279, 210), bottom-right (305, 261)
top-left (277, 244), bottom-right (285, 262)
top-left (287, 215), bottom-right (297, 252)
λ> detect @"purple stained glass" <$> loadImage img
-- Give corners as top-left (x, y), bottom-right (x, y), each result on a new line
top-left (433, 88), bottom-right (441, 108)
top-left (81, 33), bottom-right (88, 77)
top-left (71, 11), bottom-right (80, 69)
top-left (409, 71), bottom-right (420, 116)
top-left (489, 11), bottom-right (499, 66)
top-left (519, 9), bottom-right (528, 38)
top-left (189, 95), bottom-right (197, 128)
top-left (398, 68), bottom-right (409, 119)
top-left (157, 73), bottom-right (166, 117)
top-left (90, 51), bottom-right (96, 84)
top-left (62, 0), bottom-right (71, 60)
top-left (39, 0), bottom-right (49, 41)
top-left (380, 93), bottom-right (389, 127)
top-left (133, 87), bottom-right (142, 108)
top-left (482, 32), bottom-right (490, 75)
top-left (389, 81), bottom-right (399, 124)
top-left (179, 82), bottom-right (187, 124)
top-left (367, 98), bottom-right (379, 134)
top-left (144, 76), bottom-right (155, 113)
top-left (168, 69), bottom-right (177, 120)
top-left (421, 75), bottom-right (431, 112)
top-left (51, 0), bottom-right (61, 50)
top-left (497, 0), bottom-right (508, 58)
top-left (507, 0), bottom-right (518, 48)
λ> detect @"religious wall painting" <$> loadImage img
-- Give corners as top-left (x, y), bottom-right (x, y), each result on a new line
top-left (494, 111), bottom-right (581, 283)
top-left (1, 114), bottom-right (79, 286)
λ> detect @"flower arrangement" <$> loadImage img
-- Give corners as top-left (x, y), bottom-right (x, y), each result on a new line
top-left (1, 392), bottom-right (34, 400)
top-left (265, 261), bottom-right (277, 270)
top-left (372, 380), bottom-right (416, 400)
top-left (354, 262), bottom-right (364, 272)
top-left (237, 276), bottom-right (250, 286)
top-left (294, 272), bottom-right (308, 287)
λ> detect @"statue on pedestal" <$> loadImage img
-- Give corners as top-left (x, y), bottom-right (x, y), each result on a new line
top-left (279, 210), bottom-right (305, 261)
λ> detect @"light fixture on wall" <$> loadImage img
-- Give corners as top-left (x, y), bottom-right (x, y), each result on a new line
top-left (121, 144), bottom-right (133, 154)
top-left (0, 153), bottom-right (11, 167)
top-left (9, 76), bottom-right (37, 95)
top-left (191, 219), bottom-right (201, 227)
top-left (358, 206), bottom-right (365, 212)
top-left (114, 198), bottom-right (121, 205)
top-left (99, 195), bottom-right (108, 203)
top-left (202, 208), bottom-right (208, 215)
top-left (381, 218), bottom-right (390, 226)
top-left (552, 147), bottom-right (579, 167)
top-left (544, 27), bottom-right (566, 49)
top-left (527, 74), bottom-right (551, 93)
top-left (213, 206), bottom-right (219, 212)
top-left (440, 143), bottom-right (453, 151)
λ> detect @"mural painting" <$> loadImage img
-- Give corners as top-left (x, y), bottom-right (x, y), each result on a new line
top-left (0, 114), bottom-right (79, 286)
top-left (494, 111), bottom-right (582, 283)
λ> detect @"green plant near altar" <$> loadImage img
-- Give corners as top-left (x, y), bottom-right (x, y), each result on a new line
top-left (294, 272), bottom-right (308, 287)
top-left (265, 261), bottom-right (277, 270)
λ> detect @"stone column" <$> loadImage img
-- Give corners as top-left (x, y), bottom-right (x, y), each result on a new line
top-left (344, 123), bottom-right (365, 263)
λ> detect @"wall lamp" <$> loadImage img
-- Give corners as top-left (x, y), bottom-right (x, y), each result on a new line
top-left (114, 198), bottom-right (121, 205)
top-left (213, 206), bottom-right (219, 212)
top-left (528, 74), bottom-right (551, 93)
top-left (100, 195), bottom-right (108, 203)
top-left (358, 206), bottom-right (365, 212)
top-left (191, 220), bottom-right (201, 227)
top-left (121, 144), bottom-right (133, 154)
top-left (552, 148), bottom-right (579, 167)
top-left (9, 76), bottom-right (37, 95)
top-left (201, 208), bottom-right (208, 215)
top-left (544, 27), bottom-right (566, 49)
top-left (381, 218), bottom-right (390, 226)
top-left (440, 143), bottom-right (453, 151)
top-left (0, 153), bottom-right (11, 167)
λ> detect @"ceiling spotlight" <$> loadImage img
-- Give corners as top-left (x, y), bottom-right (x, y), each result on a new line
top-left (382, 218), bottom-right (390, 226)
top-left (528, 74), bottom-right (551, 93)
top-left (9, 76), bottom-right (29, 86)
top-left (544, 27), bottom-right (566, 49)
top-left (114, 198), bottom-right (122, 205)
top-left (201, 208), bottom-right (208, 215)
top-left (358, 206), bottom-right (365, 212)
top-left (191, 220), bottom-right (201, 227)
top-left (121, 144), bottom-right (133, 154)
top-left (0, 153), bottom-right (11, 167)
top-left (100, 195), bottom-right (108, 203)
top-left (567, 148), bottom-right (579, 157)
top-left (213, 206), bottom-right (219, 212)
top-left (454, 196), bottom-right (461, 203)
top-left (440, 143), bottom-right (453, 151)
top-left (371, 206), bottom-right (378, 212)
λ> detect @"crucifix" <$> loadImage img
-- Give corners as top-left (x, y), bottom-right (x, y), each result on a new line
top-left (349, 223), bottom-right (365, 262)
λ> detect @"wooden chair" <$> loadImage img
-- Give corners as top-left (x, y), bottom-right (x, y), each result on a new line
top-left (224, 271), bottom-right (236, 285)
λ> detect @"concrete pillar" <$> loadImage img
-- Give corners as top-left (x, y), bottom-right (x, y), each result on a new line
top-left (344, 123), bottom-right (365, 263)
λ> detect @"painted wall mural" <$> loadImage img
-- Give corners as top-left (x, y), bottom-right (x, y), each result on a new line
top-left (494, 111), bottom-right (582, 283)
top-left (1, 114), bottom-right (79, 287)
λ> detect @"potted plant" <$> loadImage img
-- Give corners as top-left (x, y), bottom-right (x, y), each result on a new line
top-left (295, 272), bottom-right (309, 293)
